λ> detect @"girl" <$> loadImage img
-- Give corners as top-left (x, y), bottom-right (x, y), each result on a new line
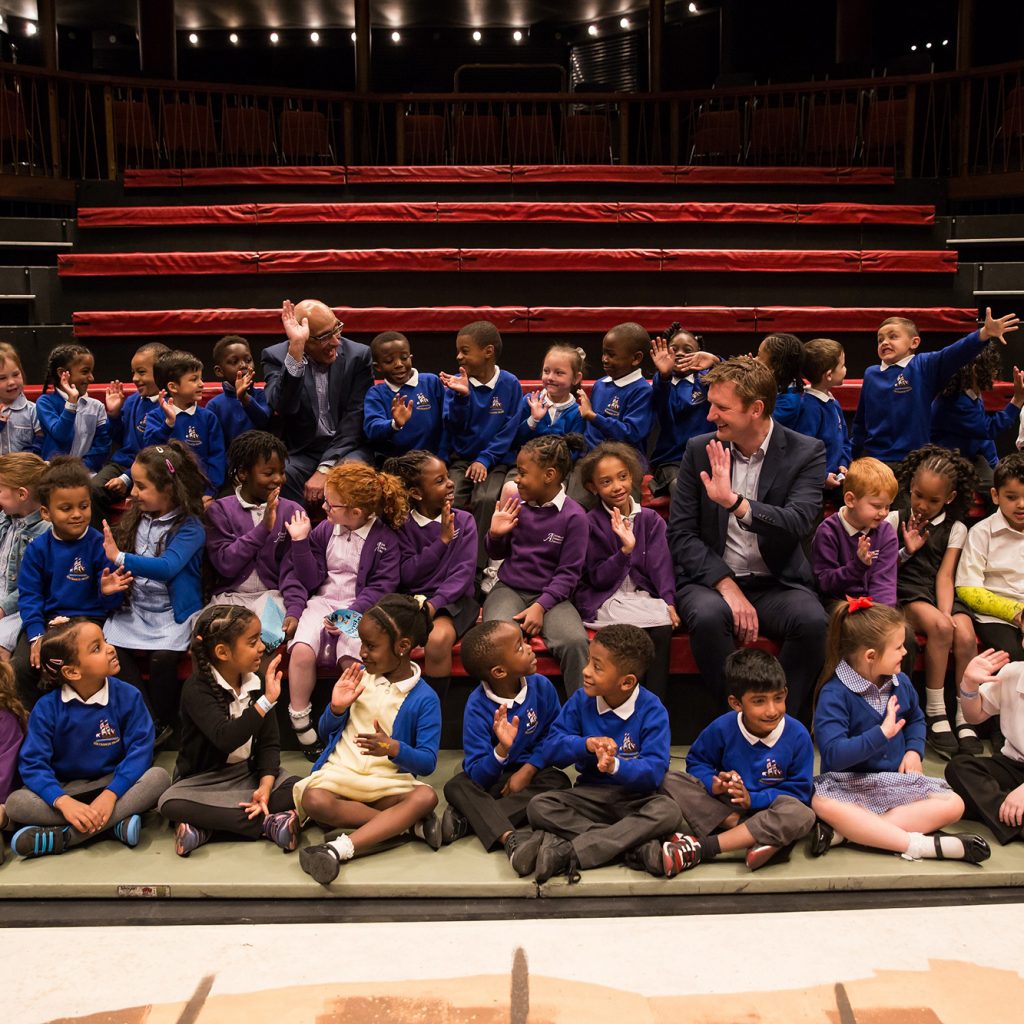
top-left (384, 450), bottom-right (479, 702)
top-left (5, 618), bottom-right (170, 859)
top-left (0, 660), bottom-right (28, 861)
top-left (35, 343), bottom-right (111, 472)
top-left (517, 344), bottom-right (586, 444)
top-left (576, 442), bottom-right (678, 700)
top-left (283, 462), bottom-right (407, 758)
top-left (158, 605), bottom-right (302, 857)
top-left (482, 434), bottom-right (590, 694)
top-left (0, 453), bottom-right (50, 659)
top-left (0, 342), bottom-right (42, 455)
top-left (756, 332), bottom-right (804, 428)
top-left (206, 432), bottom-right (306, 649)
top-left (893, 446), bottom-right (983, 758)
top-left (810, 598), bottom-right (990, 864)
top-left (295, 594), bottom-right (442, 885)
top-left (101, 442), bottom-right (207, 745)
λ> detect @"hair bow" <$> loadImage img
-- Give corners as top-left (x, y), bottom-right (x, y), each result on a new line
top-left (846, 595), bottom-right (874, 613)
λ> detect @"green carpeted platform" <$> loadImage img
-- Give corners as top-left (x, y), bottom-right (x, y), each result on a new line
top-left (2, 748), bottom-right (1022, 900)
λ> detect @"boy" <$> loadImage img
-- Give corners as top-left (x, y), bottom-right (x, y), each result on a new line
top-left (91, 342), bottom-right (169, 526)
top-left (440, 620), bottom-right (570, 863)
top-left (794, 337), bottom-right (850, 490)
top-left (956, 452), bottom-right (1024, 660)
top-left (364, 330), bottom-right (444, 463)
top-left (811, 457), bottom-right (899, 607)
top-left (205, 334), bottom-right (270, 447)
top-left (655, 648), bottom-right (815, 872)
top-left (440, 321), bottom-right (524, 556)
top-left (143, 349), bottom-right (226, 496)
top-left (522, 625), bottom-right (682, 883)
top-left (851, 307), bottom-right (1019, 467)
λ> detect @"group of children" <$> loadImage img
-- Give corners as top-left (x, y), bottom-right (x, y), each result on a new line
top-left (2, 305), bottom-right (1024, 881)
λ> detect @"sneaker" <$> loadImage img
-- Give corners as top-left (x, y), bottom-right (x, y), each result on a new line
top-left (113, 814), bottom-right (142, 848)
top-left (440, 805), bottom-right (469, 846)
top-left (535, 833), bottom-right (576, 885)
top-left (262, 810), bottom-right (299, 852)
top-left (662, 834), bottom-right (703, 877)
top-left (174, 821), bottom-right (212, 857)
top-left (11, 825), bottom-right (70, 859)
top-left (299, 843), bottom-right (342, 885)
top-left (925, 715), bottom-right (959, 760)
top-left (745, 843), bottom-right (782, 871)
top-left (416, 812), bottom-right (442, 851)
top-left (809, 819), bottom-right (834, 857)
top-left (955, 724), bottom-right (984, 756)
top-left (507, 828), bottom-right (544, 876)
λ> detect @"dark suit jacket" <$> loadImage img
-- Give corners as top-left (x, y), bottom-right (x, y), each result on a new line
top-left (262, 336), bottom-right (372, 466)
top-left (667, 423), bottom-right (825, 592)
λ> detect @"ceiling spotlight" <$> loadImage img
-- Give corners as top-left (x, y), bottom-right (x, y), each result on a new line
top-left (689, 2), bottom-right (698, 11)
top-left (513, 29), bottom-right (523, 42)
top-left (188, 32), bottom-right (198, 45)
top-left (588, 25), bottom-right (598, 36)
top-left (942, 39), bottom-right (949, 46)
top-left (910, 44), bottom-right (917, 51)
top-left (25, 22), bottom-right (37, 36)
top-left (620, 18), bottom-right (631, 29)
top-left (473, 30), bottom-right (482, 42)
top-left (926, 41), bottom-right (932, 48)
top-left (391, 30), bottom-right (401, 42)
top-left (310, 31), bottom-right (319, 43)
top-left (229, 33), bottom-right (239, 45)
top-left (269, 31), bottom-right (279, 44)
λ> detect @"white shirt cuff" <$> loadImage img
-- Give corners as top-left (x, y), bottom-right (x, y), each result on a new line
top-left (65, 401), bottom-right (77, 412)
top-left (611, 757), bottom-right (620, 775)
top-left (283, 353), bottom-right (307, 377)
top-left (493, 747), bottom-right (509, 764)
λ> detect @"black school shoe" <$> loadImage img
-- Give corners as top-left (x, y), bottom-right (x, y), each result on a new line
top-left (931, 831), bottom-right (992, 865)
top-left (299, 843), bottom-right (342, 885)
top-left (534, 833), bottom-right (581, 885)
top-left (955, 723), bottom-right (984, 756)
top-left (506, 829), bottom-right (544, 876)
top-left (925, 715), bottom-right (960, 760)
top-left (809, 819), bottom-right (835, 857)
top-left (440, 805), bottom-right (469, 846)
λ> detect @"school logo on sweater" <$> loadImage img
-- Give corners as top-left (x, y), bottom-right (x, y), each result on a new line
top-left (416, 393), bottom-right (432, 410)
top-left (691, 389), bottom-right (705, 404)
top-left (604, 396), bottom-right (621, 418)
top-left (761, 757), bottom-right (784, 784)
top-left (620, 732), bottom-right (638, 758)
top-left (543, 532), bottom-right (564, 545)
top-left (67, 556), bottom-right (88, 582)
top-left (489, 396), bottom-right (504, 415)
top-left (375, 541), bottom-right (388, 554)
top-left (94, 719), bottom-right (120, 747)
top-left (525, 708), bottom-right (538, 734)
top-left (893, 373), bottom-right (912, 394)
top-left (185, 424), bottom-right (202, 446)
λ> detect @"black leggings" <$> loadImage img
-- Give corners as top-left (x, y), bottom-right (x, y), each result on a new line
top-left (115, 647), bottom-right (183, 728)
top-left (161, 782), bottom-right (299, 840)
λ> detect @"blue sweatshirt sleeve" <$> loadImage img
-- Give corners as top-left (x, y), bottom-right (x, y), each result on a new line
top-left (317, 704), bottom-right (350, 742)
top-left (851, 387), bottom-right (867, 458)
top-left (36, 394), bottom-right (77, 452)
top-left (16, 539), bottom-right (48, 640)
top-left (82, 415), bottom-right (111, 472)
top-left (461, 689), bottom-right (505, 789)
top-left (107, 685), bottom-right (155, 798)
top-left (243, 388), bottom-right (271, 430)
top-left (900, 678), bottom-right (926, 757)
top-left (363, 384), bottom-right (397, 442)
top-left (919, 330), bottom-right (987, 398)
top-left (476, 376), bottom-right (525, 470)
top-left (542, 692), bottom-right (591, 769)
top-left (142, 406), bottom-right (172, 447)
top-left (122, 518), bottom-right (205, 582)
top-left (526, 679), bottom-right (563, 770)
top-left (203, 411), bottom-right (227, 492)
top-left (612, 698), bottom-right (671, 792)
top-left (684, 720), bottom-right (723, 795)
top-left (392, 687), bottom-right (441, 776)
top-left (17, 697), bottom-right (66, 806)
top-left (813, 683), bottom-right (889, 772)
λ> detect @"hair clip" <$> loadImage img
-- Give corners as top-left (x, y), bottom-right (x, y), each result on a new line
top-left (413, 594), bottom-right (426, 609)
top-left (165, 459), bottom-right (176, 474)
top-left (846, 595), bottom-right (874, 613)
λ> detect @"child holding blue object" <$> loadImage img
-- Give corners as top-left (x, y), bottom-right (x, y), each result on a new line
top-left (852, 308), bottom-right (1019, 466)
top-left (206, 335), bottom-right (271, 447)
top-left (757, 333), bottom-right (804, 429)
top-left (795, 338), bottom-right (851, 489)
top-left (364, 331), bottom-right (445, 463)
top-left (0, 342), bottom-right (43, 455)
top-left (440, 620), bottom-right (570, 860)
top-left (144, 349), bottom-right (225, 497)
top-left (36, 344), bottom-right (110, 472)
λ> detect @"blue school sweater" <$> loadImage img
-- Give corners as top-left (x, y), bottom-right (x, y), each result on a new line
top-left (650, 371), bottom-right (713, 469)
top-left (583, 372), bottom-right (654, 458)
top-left (206, 382), bottom-right (271, 447)
top-left (542, 685), bottom-right (671, 793)
top-left (143, 403), bottom-right (226, 493)
top-left (18, 676), bottom-right (154, 806)
top-left (109, 391), bottom-right (160, 477)
top-left (851, 329), bottom-right (987, 462)
top-left (772, 384), bottom-right (804, 429)
top-left (118, 515), bottom-right (206, 623)
top-left (443, 368), bottom-right (524, 469)
top-left (686, 712), bottom-right (814, 809)
top-left (18, 529), bottom-right (120, 641)
top-left (515, 394), bottom-right (585, 446)
top-left (461, 673), bottom-right (562, 789)
top-left (363, 372), bottom-right (445, 459)
top-left (931, 390), bottom-right (1021, 469)
top-left (36, 392), bottom-right (111, 472)
top-left (794, 389), bottom-right (851, 476)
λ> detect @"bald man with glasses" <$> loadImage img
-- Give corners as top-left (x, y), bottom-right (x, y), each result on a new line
top-left (262, 299), bottom-right (372, 504)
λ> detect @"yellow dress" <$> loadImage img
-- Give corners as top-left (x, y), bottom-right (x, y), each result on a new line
top-left (293, 668), bottom-right (427, 818)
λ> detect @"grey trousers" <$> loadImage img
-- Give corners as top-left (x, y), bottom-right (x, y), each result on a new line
top-left (660, 769), bottom-right (816, 847)
top-left (6, 767), bottom-right (172, 847)
top-left (449, 457), bottom-right (508, 567)
top-left (483, 582), bottom-right (590, 694)
top-left (527, 783), bottom-right (683, 869)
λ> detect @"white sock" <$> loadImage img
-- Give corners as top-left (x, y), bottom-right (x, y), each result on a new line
top-left (905, 831), bottom-right (966, 860)
top-left (954, 704), bottom-right (976, 735)
top-left (328, 833), bottom-right (355, 861)
top-left (288, 704), bottom-right (318, 746)
top-left (925, 688), bottom-right (951, 731)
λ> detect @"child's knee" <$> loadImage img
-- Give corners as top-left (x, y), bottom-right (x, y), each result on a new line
top-left (289, 643), bottom-right (315, 666)
top-left (414, 785), bottom-right (439, 812)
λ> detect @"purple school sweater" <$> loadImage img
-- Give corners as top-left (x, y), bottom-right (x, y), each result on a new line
top-left (205, 494), bottom-right (308, 620)
top-left (575, 505), bottom-right (676, 623)
top-left (0, 708), bottom-right (23, 803)
top-left (485, 494), bottom-right (588, 611)
top-left (811, 511), bottom-right (898, 606)
top-left (283, 517), bottom-right (401, 614)
top-left (397, 509), bottom-right (477, 609)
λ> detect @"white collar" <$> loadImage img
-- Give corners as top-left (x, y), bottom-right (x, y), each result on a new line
top-left (334, 515), bottom-right (376, 540)
top-left (530, 486), bottom-right (566, 510)
top-left (410, 508), bottom-right (442, 527)
top-left (176, 403), bottom-right (198, 416)
top-left (235, 487), bottom-right (266, 513)
top-left (733, 418), bottom-right (774, 460)
top-left (602, 368), bottom-right (644, 387)
top-left (145, 509), bottom-right (180, 524)
top-left (547, 393), bottom-right (577, 410)
top-left (602, 497), bottom-right (641, 520)
top-left (4, 393), bottom-right (28, 410)
top-left (212, 667), bottom-right (262, 700)
top-left (482, 679), bottom-right (529, 708)
top-left (965, 387), bottom-right (979, 401)
top-left (736, 710), bottom-right (786, 748)
top-left (671, 372), bottom-right (697, 385)
top-left (804, 386), bottom-right (832, 403)
top-left (372, 662), bottom-right (421, 694)
top-left (880, 354), bottom-right (915, 370)
top-left (469, 367), bottom-right (501, 389)
top-left (57, 388), bottom-right (85, 406)
top-left (928, 511), bottom-right (947, 527)
top-left (60, 680), bottom-right (110, 705)
top-left (992, 510), bottom-right (1024, 536)
top-left (385, 369), bottom-right (419, 393)
top-left (837, 506), bottom-right (872, 537)
top-left (596, 685), bottom-right (640, 720)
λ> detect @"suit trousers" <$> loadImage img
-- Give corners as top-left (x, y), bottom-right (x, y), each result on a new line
top-left (282, 447), bottom-right (371, 504)
top-left (945, 752), bottom-right (1024, 845)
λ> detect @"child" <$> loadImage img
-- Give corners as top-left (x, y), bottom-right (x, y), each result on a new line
top-left (523, 625), bottom-right (682, 883)
top-left (5, 618), bottom-right (170, 858)
top-left (811, 457), bottom-right (899, 607)
top-left (517, 343), bottom-right (586, 444)
top-left (144, 349), bottom-right (225, 496)
top-left (893, 446), bottom-right (981, 758)
top-left (483, 435), bottom-right (590, 695)
top-left (36, 343), bottom-right (110, 472)
top-left (206, 334), bottom-right (271, 448)
top-left (955, 452), bottom-right (1024, 661)
top-left (91, 342), bottom-right (169, 525)
top-left (575, 442), bottom-right (678, 700)
top-left (757, 332), bottom-right (804, 429)
top-left (0, 341), bottom-right (42, 455)
top-left (295, 595), bottom-right (442, 885)
top-left (384, 449), bottom-right (479, 702)
top-left (440, 619), bottom-right (570, 862)
top-left (0, 453), bottom-right (50, 660)
top-left (794, 338), bottom-right (850, 489)
top-left (205, 432), bottom-right (306, 649)
top-left (654, 648), bottom-right (815, 873)
top-left (579, 321), bottom-right (653, 463)
top-left (158, 605), bottom-right (302, 856)
top-left (363, 331), bottom-right (444, 463)
top-left (810, 598), bottom-right (990, 864)
top-left (931, 342), bottom-right (1024, 490)
top-left (648, 324), bottom-right (716, 497)
top-left (852, 307), bottom-right (1019, 466)
top-left (101, 442), bottom-right (206, 743)
top-left (0, 660), bottom-right (28, 861)
top-left (283, 463), bottom-right (406, 758)
top-left (440, 321), bottom-right (524, 558)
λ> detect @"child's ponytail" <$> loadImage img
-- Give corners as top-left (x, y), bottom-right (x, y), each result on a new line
top-left (376, 470), bottom-right (410, 530)
top-left (520, 433), bottom-right (585, 484)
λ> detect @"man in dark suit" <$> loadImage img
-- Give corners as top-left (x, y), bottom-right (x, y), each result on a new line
top-left (668, 355), bottom-right (827, 718)
top-left (262, 299), bottom-right (372, 503)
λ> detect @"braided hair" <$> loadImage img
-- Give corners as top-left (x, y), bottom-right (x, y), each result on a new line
top-left (382, 449), bottom-right (440, 495)
top-left (363, 594), bottom-right (432, 651)
top-left (897, 444), bottom-right (978, 523)
top-left (189, 605), bottom-right (260, 712)
top-left (663, 321), bottom-right (701, 351)
top-left (42, 343), bottom-right (92, 393)
top-left (758, 333), bottom-right (804, 393)
top-left (38, 618), bottom-right (90, 692)
top-left (518, 433), bottom-right (587, 483)
top-left (226, 430), bottom-right (287, 488)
